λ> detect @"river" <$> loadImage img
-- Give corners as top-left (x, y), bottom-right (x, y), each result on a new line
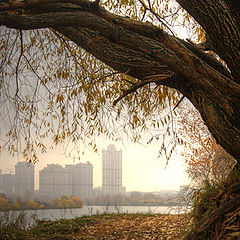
top-left (4, 205), bottom-right (188, 223)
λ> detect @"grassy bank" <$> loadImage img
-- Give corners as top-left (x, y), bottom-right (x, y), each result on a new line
top-left (0, 213), bottom-right (189, 240)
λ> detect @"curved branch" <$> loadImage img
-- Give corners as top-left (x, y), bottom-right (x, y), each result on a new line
top-left (1, 4), bottom-right (239, 99)
top-left (0, 0), bottom-right (240, 161)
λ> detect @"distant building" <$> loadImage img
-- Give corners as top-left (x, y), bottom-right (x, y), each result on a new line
top-left (0, 169), bottom-right (2, 186)
top-left (2, 173), bottom-right (15, 198)
top-left (15, 162), bottom-right (34, 200)
top-left (66, 162), bottom-right (93, 200)
top-left (39, 162), bottom-right (93, 201)
top-left (102, 144), bottom-right (122, 196)
top-left (39, 164), bottom-right (70, 200)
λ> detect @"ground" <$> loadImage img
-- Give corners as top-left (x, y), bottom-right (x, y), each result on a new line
top-left (0, 213), bottom-right (189, 240)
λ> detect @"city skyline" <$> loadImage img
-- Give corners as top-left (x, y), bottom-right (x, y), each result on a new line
top-left (0, 139), bottom-right (190, 192)
top-left (0, 145), bottom-right (122, 200)
top-left (39, 162), bottom-right (93, 200)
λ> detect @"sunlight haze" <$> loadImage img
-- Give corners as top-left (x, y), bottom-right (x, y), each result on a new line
top-left (0, 138), bottom-right (189, 192)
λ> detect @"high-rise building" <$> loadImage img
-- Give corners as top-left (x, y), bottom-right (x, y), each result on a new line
top-left (66, 162), bottom-right (93, 200)
top-left (39, 164), bottom-right (70, 200)
top-left (39, 162), bottom-right (93, 201)
top-left (15, 162), bottom-right (34, 200)
top-left (102, 144), bottom-right (122, 196)
top-left (2, 173), bottom-right (15, 197)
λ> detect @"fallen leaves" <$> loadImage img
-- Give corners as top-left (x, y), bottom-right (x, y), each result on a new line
top-left (73, 214), bottom-right (189, 240)
top-left (0, 213), bottom-right (190, 240)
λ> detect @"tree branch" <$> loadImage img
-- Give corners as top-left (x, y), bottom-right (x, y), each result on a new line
top-left (113, 73), bottom-right (173, 106)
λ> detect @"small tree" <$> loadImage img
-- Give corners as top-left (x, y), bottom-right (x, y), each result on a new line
top-left (71, 196), bottom-right (83, 208)
top-left (0, 198), bottom-right (9, 210)
top-left (178, 102), bottom-right (236, 186)
top-left (39, 203), bottom-right (46, 209)
top-left (27, 199), bottom-right (38, 209)
top-left (178, 103), bottom-right (238, 239)
top-left (13, 197), bottom-right (24, 209)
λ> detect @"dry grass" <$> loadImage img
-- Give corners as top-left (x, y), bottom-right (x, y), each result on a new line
top-left (0, 213), bottom-right (189, 240)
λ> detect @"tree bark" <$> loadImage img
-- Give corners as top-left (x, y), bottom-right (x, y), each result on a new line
top-left (176, 0), bottom-right (240, 82)
top-left (0, 0), bottom-right (239, 162)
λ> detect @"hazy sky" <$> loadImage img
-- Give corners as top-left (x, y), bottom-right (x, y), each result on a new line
top-left (0, 1), bottom-right (196, 194)
top-left (0, 135), bottom-right (189, 192)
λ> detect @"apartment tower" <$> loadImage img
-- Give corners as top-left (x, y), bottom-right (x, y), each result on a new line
top-left (39, 164), bottom-right (70, 200)
top-left (102, 144), bottom-right (122, 196)
top-left (15, 161), bottom-right (34, 200)
top-left (66, 162), bottom-right (93, 200)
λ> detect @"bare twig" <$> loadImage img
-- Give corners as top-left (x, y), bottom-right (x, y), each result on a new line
top-left (172, 95), bottom-right (185, 111)
top-left (113, 73), bottom-right (172, 105)
top-left (15, 30), bottom-right (23, 100)
top-left (138, 0), bottom-right (175, 36)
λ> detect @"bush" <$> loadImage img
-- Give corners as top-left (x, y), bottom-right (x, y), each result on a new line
top-left (27, 200), bottom-right (38, 209)
top-left (0, 198), bottom-right (9, 210)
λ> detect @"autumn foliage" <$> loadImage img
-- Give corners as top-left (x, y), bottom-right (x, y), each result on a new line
top-left (13, 197), bottom-right (24, 209)
top-left (178, 102), bottom-right (236, 184)
top-left (0, 197), bottom-right (9, 210)
top-left (52, 196), bottom-right (83, 209)
top-left (27, 199), bottom-right (39, 209)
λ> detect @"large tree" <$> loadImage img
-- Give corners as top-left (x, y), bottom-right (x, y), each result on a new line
top-left (0, 0), bottom-right (239, 164)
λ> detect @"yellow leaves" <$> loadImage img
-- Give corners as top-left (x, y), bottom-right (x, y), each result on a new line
top-left (1, 23), bottom-right (184, 163)
top-left (55, 69), bottom-right (70, 80)
top-left (133, 114), bottom-right (140, 126)
top-left (71, 196), bottom-right (83, 208)
top-left (36, 142), bottom-right (47, 153)
top-left (39, 203), bottom-right (46, 209)
top-left (7, 144), bottom-right (17, 154)
top-left (27, 200), bottom-right (38, 209)
top-left (56, 93), bottom-right (64, 103)
top-left (53, 196), bottom-right (83, 209)
top-left (120, 0), bottom-right (132, 6)
top-left (52, 114), bottom-right (57, 119)
top-left (178, 104), bottom-right (235, 182)
top-left (71, 89), bottom-right (77, 98)
top-left (70, 214), bottom-right (188, 239)
top-left (0, 198), bottom-right (10, 210)
top-left (13, 198), bottom-right (24, 209)
top-left (7, 129), bottom-right (12, 137)
top-left (195, 26), bottom-right (206, 43)
top-left (30, 36), bottom-right (36, 45)
top-left (53, 134), bottom-right (61, 144)
top-left (60, 106), bottom-right (65, 118)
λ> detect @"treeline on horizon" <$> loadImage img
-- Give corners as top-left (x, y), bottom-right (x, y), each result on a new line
top-left (87, 191), bottom-right (181, 206)
top-left (0, 193), bottom-right (83, 211)
top-left (0, 190), bottom-right (183, 211)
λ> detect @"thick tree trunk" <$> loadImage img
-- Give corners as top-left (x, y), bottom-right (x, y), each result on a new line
top-left (176, 0), bottom-right (240, 82)
top-left (0, 0), bottom-right (240, 162)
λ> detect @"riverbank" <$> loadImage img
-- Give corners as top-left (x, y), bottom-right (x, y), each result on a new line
top-left (0, 213), bottom-right (190, 240)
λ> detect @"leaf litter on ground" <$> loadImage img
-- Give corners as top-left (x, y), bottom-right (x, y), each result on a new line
top-left (0, 213), bottom-right (190, 240)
